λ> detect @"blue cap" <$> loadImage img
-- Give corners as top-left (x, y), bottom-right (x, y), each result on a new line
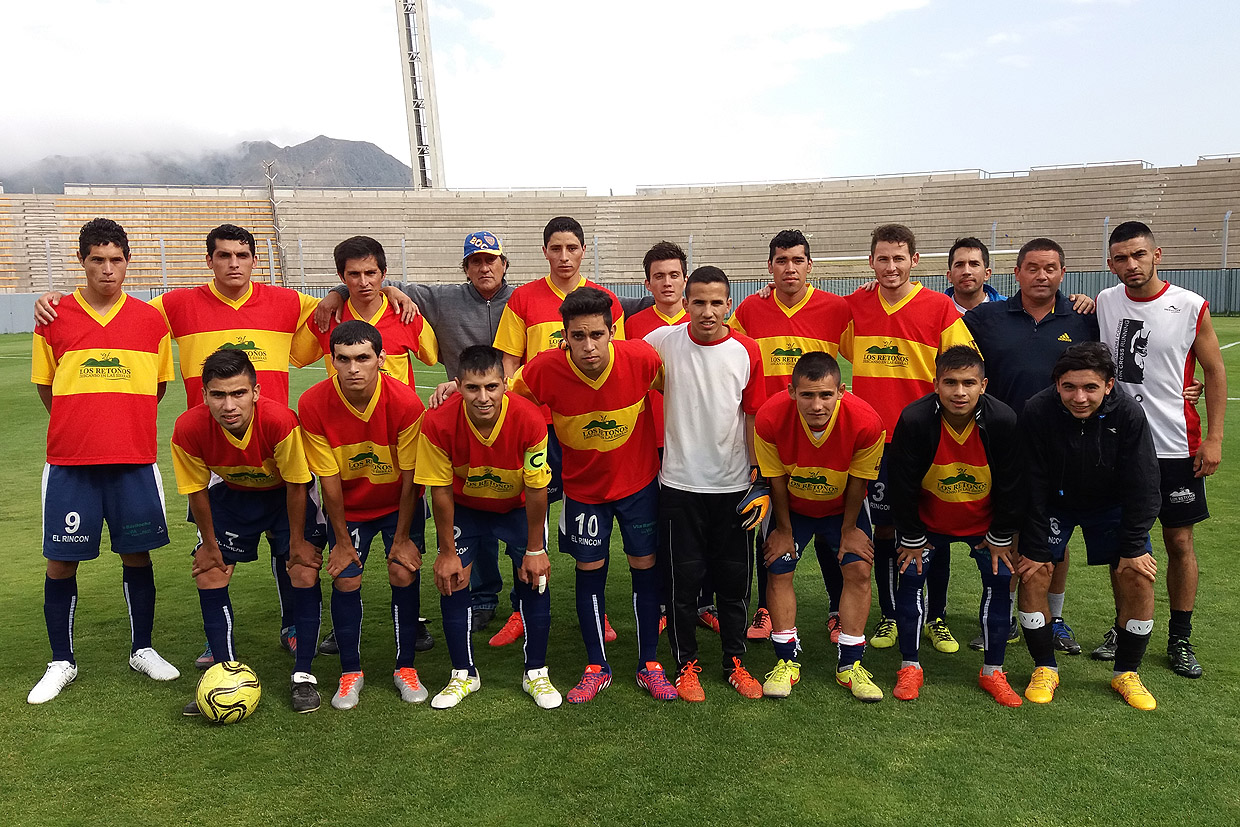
top-left (464, 231), bottom-right (504, 259)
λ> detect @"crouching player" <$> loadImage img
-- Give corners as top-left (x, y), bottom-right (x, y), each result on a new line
top-left (415, 346), bottom-right (559, 709)
top-left (1017, 343), bottom-right (1161, 709)
top-left (887, 346), bottom-right (1024, 706)
top-left (298, 320), bottom-right (428, 710)
top-left (513, 287), bottom-right (677, 702)
top-left (171, 350), bottom-right (327, 714)
top-left (756, 352), bottom-right (885, 701)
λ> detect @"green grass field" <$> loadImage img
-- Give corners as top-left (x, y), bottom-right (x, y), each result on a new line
top-left (2, 327), bottom-right (1239, 827)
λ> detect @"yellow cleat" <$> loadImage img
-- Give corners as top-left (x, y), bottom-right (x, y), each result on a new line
top-left (762, 659), bottom-right (801, 698)
top-left (869, 617), bottom-right (898, 649)
top-left (836, 662), bottom-right (884, 703)
top-left (924, 617), bottom-right (960, 654)
top-left (1024, 666), bottom-right (1060, 704)
top-left (1111, 671), bottom-right (1157, 711)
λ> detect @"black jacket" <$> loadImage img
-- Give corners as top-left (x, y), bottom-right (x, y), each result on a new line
top-left (888, 393), bottom-right (1024, 550)
top-left (1018, 386), bottom-right (1160, 563)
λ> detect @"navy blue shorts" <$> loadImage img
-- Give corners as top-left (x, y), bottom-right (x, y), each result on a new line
top-left (865, 454), bottom-right (892, 527)
top-left (42, 464), bottom-right (170, 560)
top-left (767, 507), bottom-right (874, 575)
top-left (326, 498), bottom-right (427, 578)
top-left (1045, 504), bottom-right (1154, 567)
top-left (915, 533), bottom-right (1016, 578)
top-left (560, 479), bottom-right (658, 564)
top-left (190, 481), bottom-right (326, 564)
top-left (452, 504), bottom-right (542, 568)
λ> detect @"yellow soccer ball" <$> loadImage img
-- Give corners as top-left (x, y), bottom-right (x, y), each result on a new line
top-left (196, 662), bottom-right (261, 724)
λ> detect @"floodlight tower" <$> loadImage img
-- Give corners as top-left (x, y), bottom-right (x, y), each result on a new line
top-left (395, 0), bottom-right (445, 189)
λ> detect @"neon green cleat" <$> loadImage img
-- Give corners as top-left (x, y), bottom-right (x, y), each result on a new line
top-left (870, 617), bottom-right (898, 649)
top-left (762, 659), bottom-right (801, 698)
top-left (836, 662), bottom-right (884, 703)
top-left (924, 617), bottom-right (959, 653)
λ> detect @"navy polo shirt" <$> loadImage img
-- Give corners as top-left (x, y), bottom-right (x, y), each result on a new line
top-left (963, 291), bottom-right (1099, 415)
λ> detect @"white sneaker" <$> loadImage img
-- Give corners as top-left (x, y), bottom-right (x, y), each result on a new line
top-left (332, 671), bottom-right (365, 710)
top-left (129, 647), bottom-right (181, 681)
top-left (431, 669), bottom-right (481, 709)
top-left (28, 661), bottom-right (78, 704)
top-left (522, 667), bottom-right (563, 710)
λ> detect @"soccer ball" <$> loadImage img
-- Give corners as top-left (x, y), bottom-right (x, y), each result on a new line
top-left (196, 662), bottom-right (261, 724)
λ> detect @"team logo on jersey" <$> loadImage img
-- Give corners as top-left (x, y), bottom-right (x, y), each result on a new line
top-left (550, 330), bottom-right (565, 348)
top-left (1164, 305), bottom-right (1182, 314)
top-left (1115, 319), bottom-right (1148, 383)
top-left (217, 337), bottom-right (268, 362)
top-left (348, 446), bottom-right (393, 475)
top-left (79, 352), bottom-right (132, 380)
top-left (936, 467), bottom-right (987, 495)
top-left (1057, 333), bottom-right (1072, 342)
top-left (771, 344), bottom-right (804, 367)
top-left (862, 342), bottom-right (909, 367)
top-left (466, 468), bottom-right (515, 493)
top-left (789, 472), bottom-right (839, 497)
top-left (226, 470), bottom-right (275, 483)
top-left (1169, 487), bottom-right (1196, 504)
top-left (582, 416), bottom-right (628, 442)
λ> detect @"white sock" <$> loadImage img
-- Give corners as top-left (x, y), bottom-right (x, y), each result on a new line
top-left (901, 660), bottom-right (920, 669)
top-left (1047, 592), bottom-right (1065, 619)
top-left (981, 664), bottom-right (1002, 676)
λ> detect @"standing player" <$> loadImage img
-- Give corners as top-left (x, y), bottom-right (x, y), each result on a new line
top-left (171, 350), bottom-right (328, 714)
top-left (298, 321), bottom-right (428, 710)
top-left (840, 223), bottom-right (975, 653)
top-left (1017, 344), bottom-right (1161, 709)
top-left (513, 288), bottom-right (677, 702)
top-left (1097, 221), bottom-right (1226, 677)
top-left (886, 346), bottom-right (1024, 706)
top-left (732, 229), bottom-right (853, 643)
top-left (755, 352), bottom-right (885, 701)
top-left (646, 267), bottom-right (768, 701)
top-left (944, 237), bottom-right (1006, 314)
top-left (487, 216), bottom-right (626, 648)
top-left (29, 218), bottom-right (179, 704)
top-left (416, 346), bottom-right (559, 709)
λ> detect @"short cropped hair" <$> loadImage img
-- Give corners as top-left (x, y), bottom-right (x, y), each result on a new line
top-left (1109, 221), bottom-right (1156, 249)
top-left (791, 351), bottom-right (841, 386)
top-left (456, 345), bottom-right (506, 380)
top-left (1016, 237), bottom-right (1065, 269)
top-left (871, 223), bottom-right (917, 256)
top-left (207, 224), bottom-right (256, 256)
top-left (543, 216), bottom-right (585, 247)
top-left (202, 349), bottom-right (257, 386)
top-left (559, 286), bottom-right (614, 328)
top-left (685, 265), bottom-right (730, 298)
top-left (769, 230), bottom-right (812, 262)
top-left (329, 319), bottom-right (383, 358)
top-left (1052, 342), bottom-right (1115, 383)
top-left (334, 236), bottom-right (387, 274)
top-left (78, 218), bottom-right (130, 260)
top-left (643, 241), bottom-right (687, 279)
top-left (936, 345), bottom-right (985, 378)
top-left (947, 237), bottom-right (990, 269)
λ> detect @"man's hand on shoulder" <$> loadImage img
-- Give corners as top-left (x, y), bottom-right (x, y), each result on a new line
top-left (382, 286), bottom-right (420, 323)
top-left (1067, 294), bottom-right (1095, 314)
top-left (34, 291), bottom-right (65, 324)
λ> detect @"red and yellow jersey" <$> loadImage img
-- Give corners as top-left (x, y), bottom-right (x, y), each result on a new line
top-left (512, 339), bottom-right (660, 504)
top-left (291, 295), bottom-right (438, 389)
top-left (920, 419), bottom-right (992, 537)
top-left (150, 280), bottom-right (319, 408)
top-left (298, 373), bottom-right (424, 522)
top-left (730, 287), bottom-right (852, 398)
top-left (32, 289), bottom-right (174, 465)
top-left (841, 283), bottom-right (975, 437)
top-left (170, 396), bottom-right (312, 494)
top-left (627, 304), bottom-right (687, 449)
top-left (493, 275), bottom-right (627, 361)
top-left (415, 392), bottom-right (551, 513)
top-left (754, 391), bottom-right (885, 518)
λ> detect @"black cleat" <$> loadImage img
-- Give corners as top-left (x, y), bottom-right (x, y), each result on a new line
top-left (471, 607), bottom-right (496, 633)
top-left (291, 673), bottom-right (322, 712)
top-left (1168, 637), bottom-right (1203, 679)
top-left (414, 619), bottom-right (435, 652)
top-left (1091, 627), bottom-right (1118, 661)
top-left (182, 699), bottom-right (202, 717)
top-left (318, 629), bottom-right (339, 655)
top-left (1051, 617), bottom-right (1082, 655)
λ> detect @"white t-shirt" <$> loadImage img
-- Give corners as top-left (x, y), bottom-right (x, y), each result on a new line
top-left (644, 324), bottom-right (767, 493)
top-left (1097, 281), bottom-right (1206, 459)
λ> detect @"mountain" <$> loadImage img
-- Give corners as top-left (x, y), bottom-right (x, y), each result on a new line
top-left (0, 136), bottom-right (414, 193)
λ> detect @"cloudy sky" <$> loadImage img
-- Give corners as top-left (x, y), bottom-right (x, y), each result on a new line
top-left (3, 0), bottom-right (1235, 192)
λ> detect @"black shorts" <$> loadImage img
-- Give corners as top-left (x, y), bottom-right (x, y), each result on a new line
top-left (1158, 457), bottom-right (1210, 528)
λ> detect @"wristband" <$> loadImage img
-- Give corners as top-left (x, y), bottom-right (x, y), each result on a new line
top-left (524, 548), bottom-right (547, 557)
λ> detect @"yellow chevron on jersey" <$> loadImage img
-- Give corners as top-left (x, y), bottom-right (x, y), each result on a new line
top-left (177, 328), bottom-right (294, 378)
top-left (551, 397), bottom-right (646, 452)
top-left (851, 335), bottom-right (938, 381)
top-left (50, 347), bottom-right (166, 396)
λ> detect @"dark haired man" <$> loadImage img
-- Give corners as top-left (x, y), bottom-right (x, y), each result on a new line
top-left (297, 321), bottom-right (428, 711)
top-left (754, 352), bottom-right (885, 701)
top-left (1017, 343), bottom-right (1160, 709)
top-left (171, 349), bottom-right (327, 714)
top-left (28, 218), bottom-right (178, 704)
top-left (1097, 221), bottom-right (1226, 678)
top-left (944, 237), bottom-right (1006, 314)
top-left (886, 346), bottom-right (1024, 706)
top-left (512, 288), bottom-right (675, 702)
